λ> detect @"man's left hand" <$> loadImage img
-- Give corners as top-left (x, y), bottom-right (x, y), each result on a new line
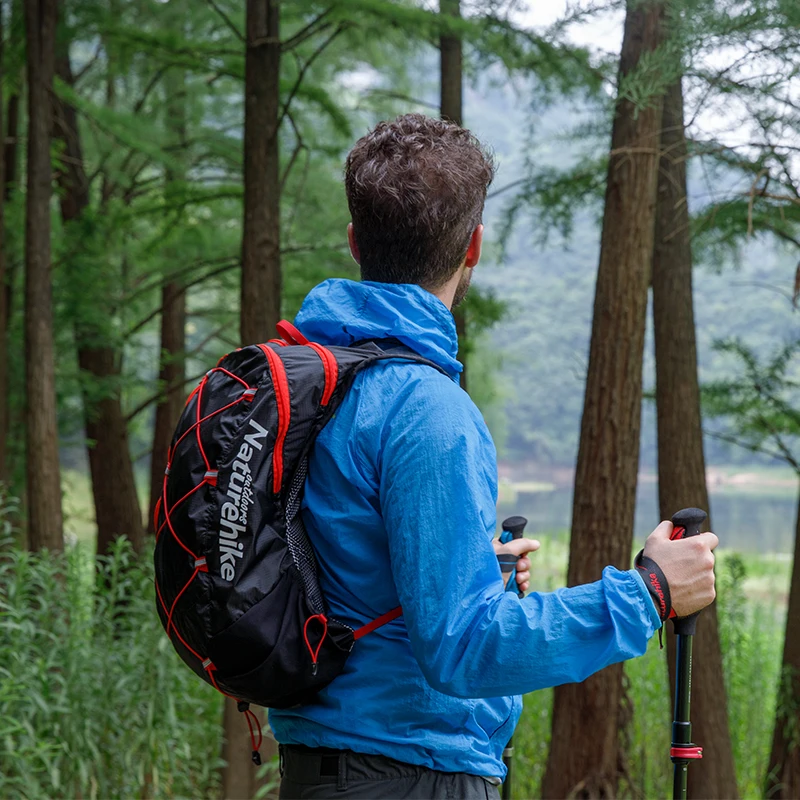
top-left (493, 537), bottom-right (540, 594)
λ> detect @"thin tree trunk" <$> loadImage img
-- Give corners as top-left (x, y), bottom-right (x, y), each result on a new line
top-left (224, 0), bottom-right (281, 793)
top-left (241, 0), bottom-right (280, 345)
top-left (24, 0), bottom-right (63, 552)
top-left (147, 282), bottom-right (186, 535)
top-left (765, 483), bottom-right (800, 798)
top-left (439, 0), bottom-right (468, 392)
top-left (3, 97), bottom-right (18, 205)
top-left (2, 23), bottom-right (20, 481)
top-left (147, 66), bottom-right (187, 536)
top-left (53, 47), bottom-right (144, 556)
top-left (653, 78), bottom-right (739, 800)
top-left (0, 6), bottom-right (7, 483)
top-left (541, 3), bottom-right (665, 796)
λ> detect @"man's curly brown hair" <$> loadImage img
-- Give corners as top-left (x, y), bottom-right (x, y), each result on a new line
top-left (344, 114), bottom-right (495, 290)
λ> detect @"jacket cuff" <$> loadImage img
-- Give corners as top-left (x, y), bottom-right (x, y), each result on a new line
top-left (629, 568), bottom-right (663, 632)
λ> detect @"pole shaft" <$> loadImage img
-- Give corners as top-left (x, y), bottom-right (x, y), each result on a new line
top-left (672, 634), bottom-right (693, 800)
top-left (502, 736), bottom-right (513, 800)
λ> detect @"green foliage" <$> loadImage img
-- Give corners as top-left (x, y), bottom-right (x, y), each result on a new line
top-left (702, 339), bottom-right (800, 469)
top-left (717, 552), bottom-right (785, 797)
top-left (0, 536), bottom-right (228, 799)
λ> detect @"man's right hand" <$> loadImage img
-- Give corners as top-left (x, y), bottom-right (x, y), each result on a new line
top-left (642, 520), bottom-right (718, 618)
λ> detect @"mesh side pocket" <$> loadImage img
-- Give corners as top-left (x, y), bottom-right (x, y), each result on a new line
top-left (285, 458), bottom-right (325, 614)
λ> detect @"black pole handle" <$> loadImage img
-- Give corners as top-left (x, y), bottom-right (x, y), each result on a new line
top-left (501, 516), bottom-right (527, 599)
top-left (670, 508), bottom-right (708, 636)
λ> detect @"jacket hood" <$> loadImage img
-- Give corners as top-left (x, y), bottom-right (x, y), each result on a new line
top-left (294, 279), bottom-right (462, 377)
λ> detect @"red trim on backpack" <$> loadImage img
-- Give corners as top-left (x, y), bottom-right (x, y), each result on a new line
top-left (305, 343), bottom-right (338, 406)
top-left (268, 338), bottom-right (287, 346)
top-left (153, 496), bottom-right (162, 537)
top-left (204, 662), bottom-right (263, 764)
top-left (276, 320), bottom-right (309, 345)
top-left (303, 613), bottom-right (329, 673)
top-left (258, 344), bottom-right (291, 493)
top-left (353, 606), bottom-right (403, 640)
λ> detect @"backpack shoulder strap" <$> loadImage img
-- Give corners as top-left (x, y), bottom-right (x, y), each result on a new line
top-left (348, 338), bottom-right (450, 378)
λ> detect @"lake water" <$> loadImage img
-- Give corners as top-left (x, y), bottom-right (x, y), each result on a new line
top-left (497, 483), bottom-right (797, 554)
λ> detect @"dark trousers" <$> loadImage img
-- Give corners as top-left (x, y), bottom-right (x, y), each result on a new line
top-left (278, 745), bottom-right (500, 800)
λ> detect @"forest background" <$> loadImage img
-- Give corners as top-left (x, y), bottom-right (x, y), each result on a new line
top-left (1, 0), bottom-right (799, 799)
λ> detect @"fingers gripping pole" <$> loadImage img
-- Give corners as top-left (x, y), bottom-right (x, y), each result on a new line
top-left (499, 515), bottom-right (527, 599)
top-left (669, 507), bottom-right (707, 800)
top-left (499, 516), bottom-right (527, 800)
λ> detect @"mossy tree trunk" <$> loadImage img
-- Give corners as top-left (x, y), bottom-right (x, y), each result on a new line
top-left (439, 0), bottom-right (468, 392)
top-left (24, 0), bottom-right (64, 552)
top-left (765, 484), bottom-right (800, 798)
top-left (541, 2), bottom-right (665, 796)
top-left (653, 77), bottom-right (739, 800)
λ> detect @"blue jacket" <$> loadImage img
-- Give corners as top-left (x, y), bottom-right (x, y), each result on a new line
top-left (269, 279), bottom-right (661, 779)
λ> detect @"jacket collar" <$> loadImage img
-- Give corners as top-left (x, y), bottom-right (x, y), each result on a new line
top-left (294, 279), bottom-right (462, 378)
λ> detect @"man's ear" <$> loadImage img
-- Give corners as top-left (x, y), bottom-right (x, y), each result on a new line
top-left (347, 223), bottom-right (361, 265)
top-left (464, 225), bottom-right (483, 269)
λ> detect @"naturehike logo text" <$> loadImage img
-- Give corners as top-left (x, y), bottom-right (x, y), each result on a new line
top-left (649, 572), bottom-right (667, 618)
top-left (218, 419), bottom-right (269, 581)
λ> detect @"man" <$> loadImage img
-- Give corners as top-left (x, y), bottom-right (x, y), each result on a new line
top-left (269, 114), bottom-right (717, 799)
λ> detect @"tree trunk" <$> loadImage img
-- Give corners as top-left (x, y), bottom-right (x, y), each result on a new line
top-left (147, 283), bottom-right (186, 535)
top-left (0, 7), bottom-right (7, 483)
top-left (53, 47), bottom-right (144, 556)
top-left (224, 1), bottom-right (281, 794)
top-left (147, 65), bottom-right (187, 536)
top-left (24, 0), bottom-right (64, 552)
top-left (439, 0), bottom-right (468, 392)
top-left (652, 78), bottom-right (739, 800)
top-left (541, 3), bottom-right (665, 797)
top-left (241, 0), bottom-right (280, 345)
top-left (765, 483), bottom-right (800, 798)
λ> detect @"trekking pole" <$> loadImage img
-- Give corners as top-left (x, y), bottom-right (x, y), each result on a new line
top-left (669, 507), bottom-right (707, 800)
top-left (499, 515), bottom-right (527, 800)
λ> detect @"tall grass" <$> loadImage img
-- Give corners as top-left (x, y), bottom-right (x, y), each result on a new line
top-left (0, 536), bottom-right (224, 799)
top-left (0, 519), bottom-right (789, 799)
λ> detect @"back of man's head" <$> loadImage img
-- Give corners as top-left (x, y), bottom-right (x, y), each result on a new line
top-left (345, 114), bottom-right (495, 291)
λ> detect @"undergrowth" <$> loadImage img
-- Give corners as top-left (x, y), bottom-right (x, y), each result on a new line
top-left (0, 536), bottom-right (224, 799)
top-left (0, 523), bottom-right (789, 799)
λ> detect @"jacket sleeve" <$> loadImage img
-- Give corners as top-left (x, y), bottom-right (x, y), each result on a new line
top-left (377, 374), bottom-right (661, 699)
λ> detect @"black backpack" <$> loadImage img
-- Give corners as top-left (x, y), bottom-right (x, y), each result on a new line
top-left (153, 320), bottom-right (441, 760)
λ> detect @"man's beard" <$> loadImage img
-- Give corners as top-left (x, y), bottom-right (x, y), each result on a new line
top-left (452, 268), bottom-right (472, 308)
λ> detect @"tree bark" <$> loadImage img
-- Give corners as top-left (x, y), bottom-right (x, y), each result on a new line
top-left (24, 0), bottom-right (64, 552)
top-left (3, 95), bottom-right (18, 205)
top-left (652, 78), bottom-right (739, 800)
top-left (147, 67), bottom-right (187, 536)
top-left (53, 47), bottom-right (144, 556)
top-left (147, 283), bottom-right (186, 535)
top-left (0, 6), bottom-right (7, 483)
top-left (439, 0), bottom-right (468, 392)
top-left (541, 3), bottom-right (665, 797)
top-left (241, 0), bottom-right (280, 345)
top-left (765, 483), bottom-right (800, 798)
top-left (223, 1), bottom-right (281, 794)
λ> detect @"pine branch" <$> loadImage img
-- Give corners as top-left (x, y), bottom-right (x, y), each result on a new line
top-left (74, 41), bottom-right (104, 83)
top-left (206, 0), bottom-right (244, 42)
top-left (278, 23), bottom-right (347, 128)
top-left (281, 9), bottom-right (334, 52)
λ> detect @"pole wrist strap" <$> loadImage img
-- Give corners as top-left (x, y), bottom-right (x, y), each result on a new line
top-left (634, 550), bottom-right (673, 622)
